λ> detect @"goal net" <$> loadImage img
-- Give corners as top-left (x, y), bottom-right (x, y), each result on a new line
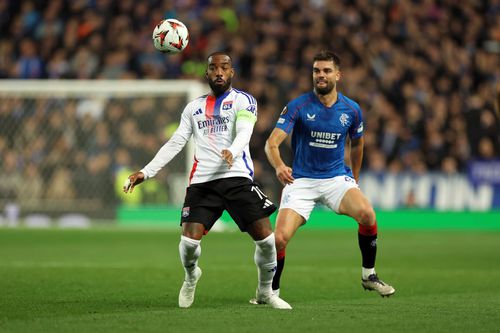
top-left (0, 79), bottom-right (205, 221)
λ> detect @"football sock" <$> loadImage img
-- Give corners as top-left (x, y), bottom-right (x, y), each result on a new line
top-left (272, 248), bottom-right (286, 291)
top-left (358, 222), bottom-right (377, 276)
top-left (254, 233), bottom-right (277, 295)
top-left (179, 235), bottom-right (201, 280)
top-left (362, 267), bottom-right (375, 279)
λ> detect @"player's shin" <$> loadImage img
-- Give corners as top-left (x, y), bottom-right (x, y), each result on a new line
top-left (272, 248), bottom-right (286, 292)
top-left (358, 222), bottom-right (377, 279)
top-left (179, 235), bottom-right (201, 280)
top-left (254, 233), bottom-right (277, 295)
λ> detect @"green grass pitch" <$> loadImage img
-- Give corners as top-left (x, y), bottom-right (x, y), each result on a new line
top-left (1, 227), bottom-right (499, 332)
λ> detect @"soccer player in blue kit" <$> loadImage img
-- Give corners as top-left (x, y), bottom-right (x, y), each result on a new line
top-left (262, 50), bottom-right (395, 301)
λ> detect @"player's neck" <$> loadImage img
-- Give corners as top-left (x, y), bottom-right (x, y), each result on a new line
top-left (211, 87), bottom-right (232, 98)
top-left (314, 89), bottom-right (338, 108)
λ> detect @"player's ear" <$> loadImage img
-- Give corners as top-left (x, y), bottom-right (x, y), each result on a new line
top-left (205, 70), bottom-right (208, 79)
top-left (336, 70), bottom-right (341, 81)
top-left (230, 68), bottom-right (234, 78)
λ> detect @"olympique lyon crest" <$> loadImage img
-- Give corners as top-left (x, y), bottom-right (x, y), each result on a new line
top-left (222, 101), bottom-right (233, 110)
top-left (182, 207), bottom-right (190, 218)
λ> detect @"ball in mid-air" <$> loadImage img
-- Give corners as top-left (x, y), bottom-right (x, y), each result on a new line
top-left (152, 19), bottom-right (189, 54)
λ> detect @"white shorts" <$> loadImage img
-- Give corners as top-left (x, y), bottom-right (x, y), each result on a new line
top-left (279, 176), bottom-right (359, 221)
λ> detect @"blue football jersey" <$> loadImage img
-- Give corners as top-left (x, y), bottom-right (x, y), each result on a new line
top-left (275, 92), bottom-right (364, 179)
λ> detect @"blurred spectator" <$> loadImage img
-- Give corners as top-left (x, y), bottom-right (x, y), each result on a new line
top-left (45, 167), bottom-right (76, 201)
top-left (17, 162), bottom-right (43, 205)
top-left (14, 38), bottom-right (44, 78)
top-left (0, 150), bottom-right (22, 200)
top-left (70, 46), bottom-right (99, 79)
top-left (478, 137), bottom-right (497, 160)
top-left (0, 39), bottom-right (14, 78)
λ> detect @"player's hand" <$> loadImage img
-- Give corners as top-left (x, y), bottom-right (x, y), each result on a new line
top-left (276, 164), bottom-right (294, 185)
top-left (123, 172), bottom-right (145, 193)
top-left (221, 149), bottom-right (233, 169)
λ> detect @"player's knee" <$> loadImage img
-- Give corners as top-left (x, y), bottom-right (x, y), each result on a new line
top-left (357, 205), bottom-right (376, 226)
top-left (274, 232), bottom-right (289, 251)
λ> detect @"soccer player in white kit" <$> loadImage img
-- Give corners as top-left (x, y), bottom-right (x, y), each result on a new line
top-left (123, 52), bottom-right (291, 309)
top-left (263, 50), bottom-right (395, 300)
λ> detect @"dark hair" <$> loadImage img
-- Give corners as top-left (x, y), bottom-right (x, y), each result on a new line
top-left (207, 51), bottom-right (232, 62)
top-left (313, 50), bottom-right (341, 68)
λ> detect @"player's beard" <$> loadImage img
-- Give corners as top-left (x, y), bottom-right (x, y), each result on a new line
top-left (314, 80), bottom-right (335, 95)
top-left (209, 77), bottom-right (232, 96)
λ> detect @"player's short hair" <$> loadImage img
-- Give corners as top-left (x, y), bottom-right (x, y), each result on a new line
top-left (207, 51), bottom-right (232, 64)
top-left (313, 50), bottom-right (341, 68)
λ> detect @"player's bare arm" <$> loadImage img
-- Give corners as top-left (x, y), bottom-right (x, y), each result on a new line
top-left (265, 128), bottom-right (294, 185)
top-left (350, 136), bottom-right (364, 183)
top-left (123, 171), bottom-right (145, 193)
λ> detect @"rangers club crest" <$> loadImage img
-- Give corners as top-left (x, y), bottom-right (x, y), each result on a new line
top-left (340, 113), bottom-right (349, 127)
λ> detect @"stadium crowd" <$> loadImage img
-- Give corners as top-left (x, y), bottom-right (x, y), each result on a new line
top-left (0, 0), bottom-right (499, 210)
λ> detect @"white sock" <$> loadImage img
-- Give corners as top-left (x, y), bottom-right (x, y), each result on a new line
top-left (254, 233), bottom-right (277, 295)
top-left (179, 235), bottom-right (201, 280)
top-left (362, 267), bottom-right (375, 279)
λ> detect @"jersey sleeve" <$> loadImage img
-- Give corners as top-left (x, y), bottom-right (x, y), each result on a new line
top-left (275, 103), bottom-right (298, 134)
top-left (235, 92), bottom-right (258, 122)
top-left (348, 103), bottom-right (364, 139)
top-left (227, 94), bottom-right (257, 158)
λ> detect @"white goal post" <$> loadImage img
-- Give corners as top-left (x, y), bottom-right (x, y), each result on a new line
top-left (0, 80), bottom-right (205, 218)
top-left (0, 80), bottom-right (205, 98)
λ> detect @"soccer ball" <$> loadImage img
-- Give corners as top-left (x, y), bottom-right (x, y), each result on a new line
top-left (152, 19), bottom-right (189, 54)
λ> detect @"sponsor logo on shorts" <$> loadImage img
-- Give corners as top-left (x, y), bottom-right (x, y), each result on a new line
top-left (182, 207), bottom-right (190, 218)
top-left (345, 176), bottom-right (355, 183)
top-left (282, 193), bottom-right (290, 204)
top-left (262, 199), bottom-right (273, 209)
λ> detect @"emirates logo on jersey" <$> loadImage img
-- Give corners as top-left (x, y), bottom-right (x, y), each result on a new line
top-left (197, 116), bottom-right (230, 135)
top-left (197, 116), bottom-right (230, 129)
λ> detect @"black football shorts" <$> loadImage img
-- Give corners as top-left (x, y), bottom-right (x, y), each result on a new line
top-left (180, 177), bottom-right (277, 232)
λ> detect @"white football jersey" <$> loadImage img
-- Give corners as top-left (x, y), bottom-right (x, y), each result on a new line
top-left (141, 88), bottom-right (258, 184)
